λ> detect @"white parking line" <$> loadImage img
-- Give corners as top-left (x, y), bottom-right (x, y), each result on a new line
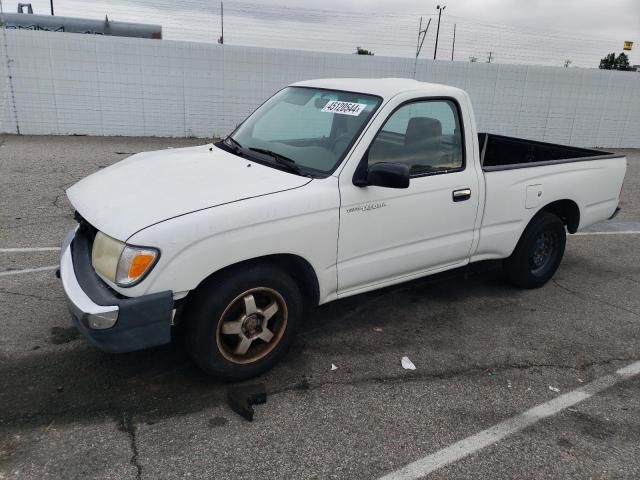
top-left (0, 265), bottom-right (58, 277)
top-left (0, 230), bottom-right (635, 279)
top-left (574, 231), bottom-right (640, 236)
top-left (0, 229), bottom-right (636, 254)
top-left (378, 360), bottom-right (640, 480)
top-left (0, 247), bottom-right (60, 252)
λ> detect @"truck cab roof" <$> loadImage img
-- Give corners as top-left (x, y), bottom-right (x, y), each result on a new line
top-left (292, 77), bottom-right (466, 100)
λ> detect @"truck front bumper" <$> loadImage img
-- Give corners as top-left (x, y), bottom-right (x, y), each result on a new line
top-left (60, 227), bottom-right (174, 353)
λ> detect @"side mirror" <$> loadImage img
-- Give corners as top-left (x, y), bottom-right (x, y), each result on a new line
top-left (364, 162), bottom-right (410, 189)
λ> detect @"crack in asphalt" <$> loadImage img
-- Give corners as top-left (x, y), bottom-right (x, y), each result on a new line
top-left (0, 287), bottom-right (60, 303)
top-left (594, 266), bottom-right (640, 286)
top-left (269, 356), bottom-right (638, 397)
top-left (552, 278), bottom-right (640, 317)
top-left (2, 354), bottom-right (633, 430)
top-left (1, 215), bottom-right (74, 230)
top-left (51, 179), bottom-right (77, 210)
top-left (52, 192), bottom-right (65, 209)
top-left (118, 413), bottom-right (143, 480)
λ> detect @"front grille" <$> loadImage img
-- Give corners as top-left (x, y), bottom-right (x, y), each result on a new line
top-left (74, 211), bottom-right (97, 243)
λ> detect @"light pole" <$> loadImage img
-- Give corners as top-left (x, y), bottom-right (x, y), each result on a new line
top-left (218, 2), bottom-right (224, 44)
top-left (451, 23), bottom-right (456, 61)
top-left (433, 5), bottom-right (445, 60)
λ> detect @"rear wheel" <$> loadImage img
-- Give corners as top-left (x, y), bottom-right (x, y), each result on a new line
top-left (185, 265), bottom-right (303, 380)
top-left (504, 212), bottom-right (566, 289)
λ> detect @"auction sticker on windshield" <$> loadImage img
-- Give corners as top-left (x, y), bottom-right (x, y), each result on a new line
top-left (321, 100), bottom-right (367, 116)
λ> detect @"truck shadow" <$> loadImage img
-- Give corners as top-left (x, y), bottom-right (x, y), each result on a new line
top-left (0, 261), bottom-right (508, 431)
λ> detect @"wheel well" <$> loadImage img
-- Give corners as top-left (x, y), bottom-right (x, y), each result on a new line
top-left (193, 254), bottom-right (320, 306)
top-left (539, 199), bottom-right (580, 233)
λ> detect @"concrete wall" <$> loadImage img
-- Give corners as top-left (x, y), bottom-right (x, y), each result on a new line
top-left (1, 29), bottom-right (639, 147)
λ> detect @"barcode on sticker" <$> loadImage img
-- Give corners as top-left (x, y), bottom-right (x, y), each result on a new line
top-left (321, 101), bottom-right (367, 116)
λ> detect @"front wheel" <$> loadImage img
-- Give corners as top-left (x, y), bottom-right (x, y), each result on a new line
top-left (504, 212), bottom-right (566, 289)
top-left (184, 265), bottom-right (303, 380)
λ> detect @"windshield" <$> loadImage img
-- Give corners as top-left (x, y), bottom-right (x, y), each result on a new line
top-left (229, 87), bottom-right (381, 175)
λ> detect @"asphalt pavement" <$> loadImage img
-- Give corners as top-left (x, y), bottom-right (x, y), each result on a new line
top-left (1, 135), bottom-right (639, 479)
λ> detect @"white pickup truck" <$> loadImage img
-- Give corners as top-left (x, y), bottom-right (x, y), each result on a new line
top-left (60, 78), bottom-right (627, 379)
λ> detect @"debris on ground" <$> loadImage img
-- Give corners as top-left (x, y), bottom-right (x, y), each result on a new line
top-left (401, 356), bottom-right (416, 370)
top-left (373, 327), bottom-right (383, 332)
top-left (226, 384), bottom-right (267, 422)
top-left (548, 386), bottom-right (561, 393)
top-left (331, 363), bottom-right (338, 371)
top-left (208, 417), bottom-right (228, 428)
top-left (294, 377), bottom-right (310, 391)
top-left (488, 370), bottom-right (497, 376)
top-left (577, 378), bottom-right (584, 383)
top-left (507, 380), bottom-right (512, 388)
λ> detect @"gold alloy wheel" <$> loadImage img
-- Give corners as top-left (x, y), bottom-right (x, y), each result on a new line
top-left (215, 287), bottom-right (288, 364)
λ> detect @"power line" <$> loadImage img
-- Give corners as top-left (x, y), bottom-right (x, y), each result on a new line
top-left (24, 0), bottom-right (629, 68)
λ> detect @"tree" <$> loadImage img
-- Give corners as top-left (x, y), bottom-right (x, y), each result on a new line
top-left (599, 53), bottom-right (615, 69)
top-left (599, 52), bottom-right (634, 71)
top-left (615, 52), bottom-right (633, 71)
top-left (355, 46), bottom-right (374, 56)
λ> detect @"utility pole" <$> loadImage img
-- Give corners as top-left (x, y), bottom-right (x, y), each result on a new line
top-left (50, 0), bottom-right (54, 15)
top-left (433, 5), bottom-right (445, 60)
top-left (218, 2), bottom-right (224, 44)
top-left (451, 23), bottom-right (456, 61)
top-left (413, 16), bottom-right (431, 78)
top-left (487, 51), bottom-right (494, 63)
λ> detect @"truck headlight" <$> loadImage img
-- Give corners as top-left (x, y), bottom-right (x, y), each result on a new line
top-left (92, 232), bottom-right (159, 287)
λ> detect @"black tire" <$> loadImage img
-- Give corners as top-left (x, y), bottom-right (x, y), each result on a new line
top-left (184, 264), bottom-right (303, 380)
top-left (504, 212), bottom-right (566, 289)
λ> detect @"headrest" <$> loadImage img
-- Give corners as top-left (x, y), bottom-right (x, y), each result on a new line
top-left (404, 117), bottom-right (442, 146)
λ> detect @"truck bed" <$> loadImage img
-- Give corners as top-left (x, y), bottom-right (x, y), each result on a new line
top-left (478, 133), bottom-right (621, 171)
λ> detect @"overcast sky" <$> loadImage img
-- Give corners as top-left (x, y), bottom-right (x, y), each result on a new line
top-left (18, 0), bottom-right (640, 66)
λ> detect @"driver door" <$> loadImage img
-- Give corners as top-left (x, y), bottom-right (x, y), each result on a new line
top-left (337, 98), bottom-right (480, 295)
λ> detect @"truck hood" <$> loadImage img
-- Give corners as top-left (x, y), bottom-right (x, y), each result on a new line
top-left (67, 144), bottom-right (311, 240)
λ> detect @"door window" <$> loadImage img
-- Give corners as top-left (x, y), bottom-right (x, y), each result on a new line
top-left (368, 99), bottom-right (464, 176)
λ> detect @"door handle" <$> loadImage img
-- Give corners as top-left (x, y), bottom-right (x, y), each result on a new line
top-left (452, 188), bottom-right (471, 202)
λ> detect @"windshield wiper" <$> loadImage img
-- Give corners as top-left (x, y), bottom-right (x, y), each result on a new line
top-left (216, 135), bottom-right (245, 157)
top-left (224, 135), bottom-right (244, 151)
top-left (249, 148), bottom-right (309, 177)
